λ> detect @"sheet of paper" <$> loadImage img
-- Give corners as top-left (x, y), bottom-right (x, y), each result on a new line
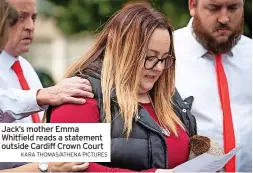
top-left (174, 145), bottom-right (241, 172)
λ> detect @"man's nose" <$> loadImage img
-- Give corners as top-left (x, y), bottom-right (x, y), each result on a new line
top-left (218, 8), bottom-right (230, 24)
top-left (24, 18), bottom-right (35, 31)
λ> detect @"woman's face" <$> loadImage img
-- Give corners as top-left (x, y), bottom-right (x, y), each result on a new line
top-left (139, 28), bottom-right (171, 94)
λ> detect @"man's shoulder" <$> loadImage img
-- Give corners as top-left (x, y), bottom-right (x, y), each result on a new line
top-left (239, 35), bottom-right (252, 45)
top-left (18, 56), bottom-right (42, 87)
top-left (173, 26), bottom-right (196, 55)
top-left (174, 26), bottom-right (188, 38)
top-left (234, 35), bottom-right (252, 50)
top-left (18, 55), bottom-right (31, 63)
top-left (232, 35), bottom-right (252, 61)
top-left (173, 26), bottom-right (192, 47)
top-left (18, 56), bottom-right (35, 69)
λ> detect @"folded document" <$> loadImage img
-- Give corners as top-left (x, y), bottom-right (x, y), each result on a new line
top-left (174, 145), bottom-right (241, 172)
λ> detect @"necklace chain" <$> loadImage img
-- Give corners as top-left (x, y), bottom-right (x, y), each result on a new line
top-left (147, 94), bottom-right (170, 136)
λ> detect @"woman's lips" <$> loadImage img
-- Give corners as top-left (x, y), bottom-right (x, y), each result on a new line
top-left (145, 75), bottom-right (156, 80)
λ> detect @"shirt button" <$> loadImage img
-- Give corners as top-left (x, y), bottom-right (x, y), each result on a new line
top-left (182, 109), bottom-right (187, 113)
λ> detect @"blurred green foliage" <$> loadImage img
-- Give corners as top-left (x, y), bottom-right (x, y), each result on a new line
top-left (42, 0), bottom-right (252, 38)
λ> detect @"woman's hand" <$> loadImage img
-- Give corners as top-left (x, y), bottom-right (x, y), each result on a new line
top-left (49, 162), bottom-right (89, 172)
top-left (155, 169), bottom-right (175, 173)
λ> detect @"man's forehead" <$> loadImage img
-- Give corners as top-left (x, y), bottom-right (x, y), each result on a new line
top-left (7, 0), bottom-right (37, 13)
top-left (201, 0), bottom-right (243, 5)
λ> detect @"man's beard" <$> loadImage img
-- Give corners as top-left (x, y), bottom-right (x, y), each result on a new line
top-left (192, 13), bottom-right (243, 54)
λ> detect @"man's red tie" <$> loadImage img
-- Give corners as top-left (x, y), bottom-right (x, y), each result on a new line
top-left (12, 61), bottom-right (41, 123)
top-left (215, 54), bottom-right (236, 172)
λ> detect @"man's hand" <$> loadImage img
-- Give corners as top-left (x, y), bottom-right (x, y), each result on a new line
top-left (36, 77), bottom-right (93, 106)
top-left (49, 162), bottom-right (89, 172)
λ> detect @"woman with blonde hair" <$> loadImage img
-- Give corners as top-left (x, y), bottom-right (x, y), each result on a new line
top-left (49, 2), bottom-right (197, 172)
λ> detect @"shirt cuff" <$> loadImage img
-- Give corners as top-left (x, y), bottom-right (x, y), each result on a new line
top-left (2, 89), bottom-right (47, 120)
top-left (12, 89), bottom-right (46, 114)
top-left (35, 89), bottom-right (49, 111)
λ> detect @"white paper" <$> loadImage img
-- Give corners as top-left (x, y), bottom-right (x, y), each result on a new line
top-left (174, 145), bottom-right (241, 172)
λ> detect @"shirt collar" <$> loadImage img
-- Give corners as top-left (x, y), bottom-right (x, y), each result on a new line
top-left (0, 50), bottom-right (19, 71)
top-left (185, 18), bottom-right (208, 58)
top-left (186, 18), bottom-right (234, 58)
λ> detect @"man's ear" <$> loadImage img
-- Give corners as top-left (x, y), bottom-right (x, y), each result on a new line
top-left (189, 0), bottom-right (197, 17)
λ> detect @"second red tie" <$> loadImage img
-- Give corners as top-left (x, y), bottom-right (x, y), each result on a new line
top-left (215, 54), bottom-right (236, 172)
top-left (12, 61), bottom-right (41, 123)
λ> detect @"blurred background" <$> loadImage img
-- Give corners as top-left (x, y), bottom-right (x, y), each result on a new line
top-left (24, 0), bottom-right (252, 87)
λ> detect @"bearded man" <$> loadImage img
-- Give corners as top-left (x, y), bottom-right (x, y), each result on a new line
top-left (174, 0), bottom-right (251, 172)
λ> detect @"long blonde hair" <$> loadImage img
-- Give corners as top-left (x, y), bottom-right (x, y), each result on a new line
top-left (65, 2), bottom-right (184, 137)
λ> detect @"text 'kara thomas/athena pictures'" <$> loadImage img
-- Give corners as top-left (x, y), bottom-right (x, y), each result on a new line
top-left (0, 123), bottom-right (111, 162)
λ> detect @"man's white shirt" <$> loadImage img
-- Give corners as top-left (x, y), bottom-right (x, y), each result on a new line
top-left (174, 19), bottom-right (252, 172)
top-left (0, 51), bottom-right (44, 123)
